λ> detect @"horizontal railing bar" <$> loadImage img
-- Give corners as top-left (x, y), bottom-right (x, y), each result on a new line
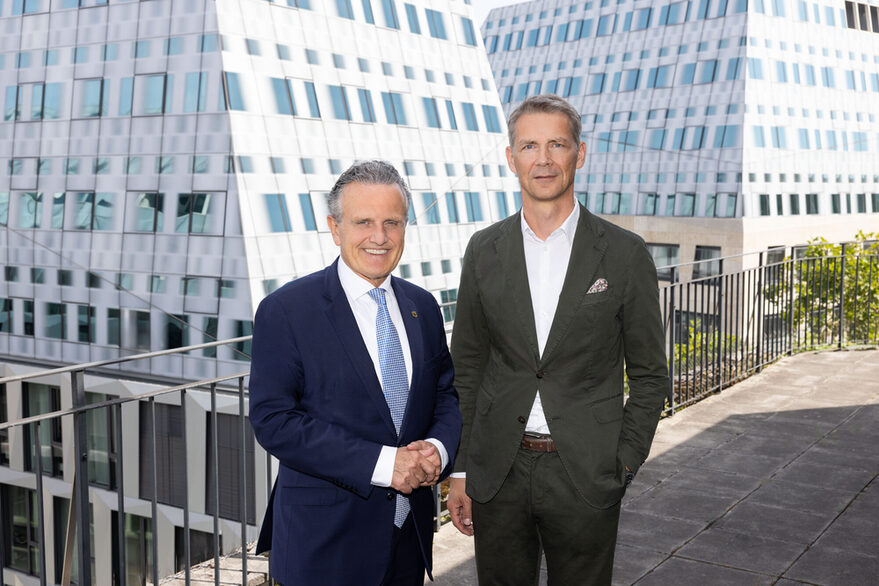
top-left (0, 371), bottom-right (249, 432)
top-left (655, 244), bottom-right (878, 272)
top-left (0, 336), bottom-right (252, 385)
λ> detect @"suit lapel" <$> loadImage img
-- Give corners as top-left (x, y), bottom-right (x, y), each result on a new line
top-left (541, 206), bottom-right (607, 363)
top-left (495, 212), bottom-right (540, 365)
top-left (393, 278), bottom-right (423, 440)
top-left (322, 261), bottom-right (398, 438)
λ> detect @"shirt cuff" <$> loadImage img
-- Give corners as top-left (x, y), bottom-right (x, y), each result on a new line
top-left (449, 472), bottom-right (466, 478)
top-left (370, 445), bottom-right (397, 487)
top-left (424, 438), bottom-right (449, 472)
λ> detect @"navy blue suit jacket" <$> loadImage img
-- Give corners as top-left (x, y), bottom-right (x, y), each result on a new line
top-left (249, 260), bottom-right (461, 585)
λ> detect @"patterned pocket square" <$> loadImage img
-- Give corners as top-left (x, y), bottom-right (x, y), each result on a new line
top-left (587, 278), bottom-right (608, 294)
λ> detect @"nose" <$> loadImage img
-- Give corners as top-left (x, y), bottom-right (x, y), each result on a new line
top-left (369, 223), bottom-right (389, 244)
top-left (536, 145), bottom-right (552, 165)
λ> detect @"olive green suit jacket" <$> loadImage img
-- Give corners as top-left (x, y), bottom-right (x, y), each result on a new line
top-left (451, 205), bottom-right (669, 509)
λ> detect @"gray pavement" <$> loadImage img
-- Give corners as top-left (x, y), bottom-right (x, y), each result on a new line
top-left (431, 348), bottom-right (879, 585)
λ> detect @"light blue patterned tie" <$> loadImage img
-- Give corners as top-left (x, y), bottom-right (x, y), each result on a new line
top-left (367, 287), bottom-right (410, 527)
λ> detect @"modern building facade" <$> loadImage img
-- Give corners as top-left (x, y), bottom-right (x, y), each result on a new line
top-left (482, 0), bottom-right (879, 277)
top-left (1, 0), bottom-right (518, 583)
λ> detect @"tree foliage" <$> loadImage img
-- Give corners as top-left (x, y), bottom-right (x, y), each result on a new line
top-left (767, 231), bottom-right (879, 345)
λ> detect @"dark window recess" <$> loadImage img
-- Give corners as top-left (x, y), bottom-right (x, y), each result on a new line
top-left (139, 402), bottom-right (186, 507)
top-left (205, 413), bottom-right (256, 524)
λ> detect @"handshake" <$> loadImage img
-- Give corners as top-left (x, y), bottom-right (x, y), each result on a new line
top-left (391, 440), bottom-right (442, 493)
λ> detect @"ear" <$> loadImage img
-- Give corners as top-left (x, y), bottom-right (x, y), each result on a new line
top-left (505, 146), bottom-right (517, 175)
top-left (327, 215), bottom-right (342, 246)
top-left (576, 141), bottom-right (586, 169)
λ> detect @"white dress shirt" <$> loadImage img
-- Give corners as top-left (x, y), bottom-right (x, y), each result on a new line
top-left (336, 259), bottom-right (449, 487)
top-left (522, 202), bottom-right (579, 434)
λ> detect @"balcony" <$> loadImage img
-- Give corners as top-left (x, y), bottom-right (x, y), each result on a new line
top-left (0, 242), bottom-right (877, 585)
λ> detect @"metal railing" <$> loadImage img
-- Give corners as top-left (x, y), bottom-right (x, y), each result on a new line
top-left (0, 338), bottom-right (257, 586)
top-left (660, 244), bottom-right (878, 413)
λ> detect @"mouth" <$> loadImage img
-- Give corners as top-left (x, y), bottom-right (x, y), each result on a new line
top-left (364, 249), bottom-right (389, 255)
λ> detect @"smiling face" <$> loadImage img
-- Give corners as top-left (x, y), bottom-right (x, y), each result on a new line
top-left (327, 182), bottom-right (407, 287)
top-left (506, 111), bottom-right (586, 206)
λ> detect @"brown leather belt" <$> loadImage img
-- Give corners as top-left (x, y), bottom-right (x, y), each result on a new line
top-left (521, 434), bottom-right (556, 452)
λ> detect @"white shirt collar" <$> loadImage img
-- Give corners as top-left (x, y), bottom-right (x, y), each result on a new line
top-left (337, 257), bottom-right (393, 301)
top-left (520, 198), bottom-right (580, 245)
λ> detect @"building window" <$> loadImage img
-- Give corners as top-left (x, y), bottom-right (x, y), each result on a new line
top-left (232, 320), bottom-right (253, 360)
top-left (422, 193), bottom-right (440, 224)
top-left (357, 88), bottom-right (376, 122)
top-left (495, 192), bottom-right (509, 219)
top-left (174, 527), bottom-right (217, 573)
top-left (134, 193), bottom-right (163, 232)
top-left (440, 289), bottom-right (457, 322)
top-left (329, 85), bottom-right (351, 120)
top-left (264, 194), bottom-right (291, 232)
top-left (176, 193), bottom-right (215, 233)
top-left (647, 244), bottom-right (679, 281)
top-left (461, 102), bottom-right (479, 131)
top-left (73, 192), bottom-right (114, 230)
top-left (0, 384), bottom-right (9, 465)
top-left (380, 0), bottom-right (400, 28)
top-left (464, 192), bottom-right (483, 222)
top-left (693, 246), bottom-right (722, 279)
top-left (441, 259), bottom-right (452, 274)
top-left (381, 91), bottom-right (407, 125)
top-left (759, 193), bottom-right (771, 216)
top-left (45, 302), bottom-right (67, 339)
top-left (445, 192), bottom-right (459, 223)
top-left (789, 193), bottom-right (801, 215)
top-left (112, 512), bottom-right (153, 586)
top-left (2, 485), bottom-right (40, 576)
top-left (86, 392), bottom-right (117, 488)
top-left (184, 72), bottom-right (209, 113)
top-left (425, 9), bottom-right (447, 39)
top-left (165, 314), bottom-right (189, 349)
top-left (222, 72), bottom-right (246, 111)
top-left (805, 193), bottom-right (819, 215)
top-left (24, 383), bottom-right (63, 477)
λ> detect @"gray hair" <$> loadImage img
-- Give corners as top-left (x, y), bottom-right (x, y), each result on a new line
top-left (327, 160), bottom-right (412, 223)
top-left (507, 94), bottom-right (582, 147)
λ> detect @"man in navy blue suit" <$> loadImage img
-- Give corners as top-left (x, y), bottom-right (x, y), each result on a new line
top-left (250, 160), bottom-right (461, 586)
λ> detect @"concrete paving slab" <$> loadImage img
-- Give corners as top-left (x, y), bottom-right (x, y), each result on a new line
top-left (811, 504), bottom-right (879, 558)
top-left (611, 544), bottom-right (666, 585)
top-left (772, 459), bottom-right (876, 492)
top-left (784, 546), bottom-right (879, 586)
top-left (616, 509), bottom-right (705, 554)
top-left (747, 479), bottom-right (853, 516)
top-left (676, 527), bottom-right (805, 575)
top-left (645, 466), bottom-right (765, 500)
top-left (694, 449), bottom-right (788, 478)
top-left (623, 486), bottom-right (738, 524)
top-left (635, 557), bottom-right (774, 586)
top-left (712, 501), bottom-right (831, 545)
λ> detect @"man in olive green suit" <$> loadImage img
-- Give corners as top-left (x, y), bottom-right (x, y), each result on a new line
top-left (447, 95), bottom-right (669, 585)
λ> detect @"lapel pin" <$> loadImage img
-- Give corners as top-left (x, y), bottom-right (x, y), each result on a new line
top-left (411, 311), bottom-right (418, 318)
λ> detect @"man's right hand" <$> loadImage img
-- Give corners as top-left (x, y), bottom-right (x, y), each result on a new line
top-left (448, 477), bottom-right (474, 536)
top-left (391, 447), bottom-right (439, 493)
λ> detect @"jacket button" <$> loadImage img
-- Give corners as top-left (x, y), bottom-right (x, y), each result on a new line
top-left (387, 492), bottom-right (394, 501)
top-left (536, 370), bottom-right (545, 378)
top-left (517, 416), bottom-right (526, 423)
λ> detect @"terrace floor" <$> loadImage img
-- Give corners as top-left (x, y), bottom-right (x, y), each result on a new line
top-left (432, 348), bottom-right (879, 585)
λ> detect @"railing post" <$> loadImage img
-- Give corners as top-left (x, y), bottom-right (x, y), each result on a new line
top-left (71, 369), bottom-right (93, 586)
top-left (667, 285), bottom-right (676, 414)
top-left (239, 376), bottom-right (248, 582)
top-left (839, 243), bottom-right (846, 348)
top-left (756, 252), bottom-right (764, 373)
top-left (788, 257), bottom-right (795, 356)
top-left (34, 421), bottom-right (48, 586)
